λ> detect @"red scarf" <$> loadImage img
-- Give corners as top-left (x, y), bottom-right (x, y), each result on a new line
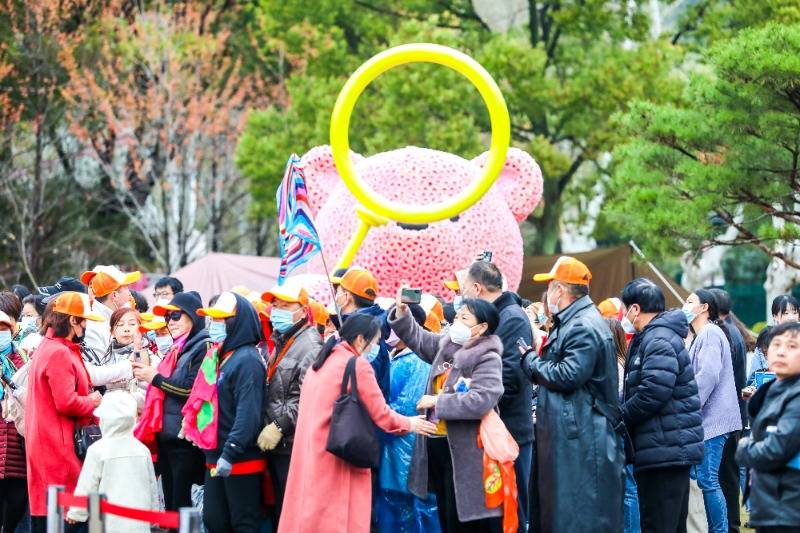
top-left (134, 334), bottom-right (187, 451)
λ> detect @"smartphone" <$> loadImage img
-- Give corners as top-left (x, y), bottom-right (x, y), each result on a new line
top-left (401, 287), bottom-right (422, 305)
top-left (482, 250), bottom-right (493, 262)
top-left (516, 337), bottom-right (529, 354)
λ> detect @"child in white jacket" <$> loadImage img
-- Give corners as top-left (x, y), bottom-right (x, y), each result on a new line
top-left (67, 391), bottom-right (159, 532)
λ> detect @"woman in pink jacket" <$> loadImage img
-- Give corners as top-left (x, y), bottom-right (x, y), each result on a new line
top-left (279, 314), bottom-right (436, 533)
top-left (25, 292), bottom-right (103, 533)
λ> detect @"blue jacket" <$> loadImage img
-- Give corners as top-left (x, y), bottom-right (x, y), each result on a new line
top-left (346, 304), bottom-right (391, 398)
top-left (206, 293), bottom-right (266, 464)
top-left (379, 348), bottom-right (430, 493)
top-left (622, 310), bottom-right (704, 471)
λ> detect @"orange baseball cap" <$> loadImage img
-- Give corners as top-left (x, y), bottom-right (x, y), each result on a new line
top-left (262, 283), bottom-right (309, 307)
top-left (52, 292), bottom-right (105, 321)
top-left (198, 291), bottom-right (238, 319)
top-left (308, 300), bottom-right (330, 327)
top-left (598, 297), bottom-right (623, 319)
top-left (442, 269), bottom-right (468, 292)
top-left (533, 256), bottom-right (592, 286)
top-left (339, 268), bottom-right (378, 301)
top-left (80, 266), bottom-right (141, 298)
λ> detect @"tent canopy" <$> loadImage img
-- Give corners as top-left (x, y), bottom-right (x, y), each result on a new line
top-left (148, 253), bottom-right (286, 306)
top-left (520, 245), bottom-right (688, 309)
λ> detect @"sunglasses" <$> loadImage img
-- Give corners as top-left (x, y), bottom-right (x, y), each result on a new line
top-left (165, 310), bottom-right (184, 323)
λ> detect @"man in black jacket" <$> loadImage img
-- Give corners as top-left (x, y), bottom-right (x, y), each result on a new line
top-left (621, 278), bottom-right (704, 533)
top-left (463, 260), bottom-right (533, 532)
top-left (710, 288), bottom-right (746, 533)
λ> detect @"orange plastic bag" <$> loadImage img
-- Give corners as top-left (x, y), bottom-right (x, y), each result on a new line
top-left (478, 410), bottom-right (519, 533)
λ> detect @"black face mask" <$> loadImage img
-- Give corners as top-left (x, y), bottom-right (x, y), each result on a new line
top-left (71, 321), bottom-right (86, 344)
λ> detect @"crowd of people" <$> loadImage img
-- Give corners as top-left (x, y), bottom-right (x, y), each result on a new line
top-left (0, 255), bottom-right (797, 533)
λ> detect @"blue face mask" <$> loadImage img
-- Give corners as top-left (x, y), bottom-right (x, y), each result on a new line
top-left (208, 321), bottom-right (228, 343)
top-left (365, 343), bottom-right (380, 362)
top-left (453, 296), bottom-right (463, 312)
top-left (536, 310), bottom-right (547, 326)
top-left (146, 331), bottom-right (157, 343)
top-left (0, 330), bottom-right (11, 354)
top-left (155, 335), bottom-right (173, 354)
top-left (270, 308), bottom-right (297, 333)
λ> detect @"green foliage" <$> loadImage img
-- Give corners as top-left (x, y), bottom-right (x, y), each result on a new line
top-left (607, 23), bottom-right (800, 267)
top-left (237, 1), bottom-right (681, 251)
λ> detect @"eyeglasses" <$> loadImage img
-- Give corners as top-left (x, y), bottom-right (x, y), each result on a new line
top-left (165, 311), bottom-right (183, 323)
top-left (154, 291), bottom-right (173, 300)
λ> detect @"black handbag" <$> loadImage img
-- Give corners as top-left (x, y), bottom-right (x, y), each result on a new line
top-left (74, 423), bottom-right (102, 461)
top-left (326, 356), bottom-right (380, 468)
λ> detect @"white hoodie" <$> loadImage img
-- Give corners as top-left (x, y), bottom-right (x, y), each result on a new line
top-left (67, 391), bottom-right (159, 532)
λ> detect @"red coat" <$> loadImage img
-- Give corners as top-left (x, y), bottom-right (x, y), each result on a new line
top-left (0, 350), bottom-right (26, 479)
top-left (25, 330), bottom-right (95, 516)
top-left (278, 342), bottom-right (410, 533)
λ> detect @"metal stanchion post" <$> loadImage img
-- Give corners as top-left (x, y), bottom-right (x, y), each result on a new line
top-left (47, 486), bottom-right (65, 533)
top-left (178, 507), bottom-right (202, 533)
top-left (87, 493), bottom-right (105, 533)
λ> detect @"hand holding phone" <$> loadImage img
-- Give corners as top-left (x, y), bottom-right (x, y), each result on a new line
top-left (516, 337), bottom-right (532, 357)
top-left (401, 287), bottom-right (422, 305)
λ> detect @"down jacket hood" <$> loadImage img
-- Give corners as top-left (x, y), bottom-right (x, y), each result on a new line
top-left (95, 390), bottom-right (137, 437)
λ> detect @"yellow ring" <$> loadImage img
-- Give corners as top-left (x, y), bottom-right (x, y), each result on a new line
top-left (329, 43), bottom-right (510, 225)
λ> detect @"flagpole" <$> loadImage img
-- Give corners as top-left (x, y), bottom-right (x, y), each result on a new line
top-left (628, 240), bottom-right (685, 304)
top-left (317, 244), bottom-right (343, 330)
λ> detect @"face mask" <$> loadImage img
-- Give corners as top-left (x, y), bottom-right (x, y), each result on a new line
top-left (386, 330), bottom-right (401, 348)
top-left (20, 316), bottom-right (37, 333)
top-left (208, 321), bottom-right (227, 343)
top-left (270, 308), bottom-right (297, 333)
top-left (453, 296), bottom-right (464, 312)
top-left (621, 316), bottom-right (637, 335)
top-left (682, 304), bottom-right (696, 325)
top-left (536, 310), bottom-right (547, 326)
top-left (71, 321), bottom-right (86, 344)
top-left (0, 330), bottom-right (11, 353)
top-left (155, 335), bottom-right (173, 354)
top-left (547, 285), bottom-right (561, 315)
top-left (365, 343), bottom-right (380, 362)
top-left (448, 321), bottom-right (474, 345)
top-left (146, 331), bottom-right (157, 342)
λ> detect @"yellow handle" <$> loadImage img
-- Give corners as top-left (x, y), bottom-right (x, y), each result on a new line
top-left (334, 207), bottom-right (389, 271)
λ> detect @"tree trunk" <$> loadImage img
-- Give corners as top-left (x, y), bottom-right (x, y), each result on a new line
top-left (527, 181), bottom-right (561, 254)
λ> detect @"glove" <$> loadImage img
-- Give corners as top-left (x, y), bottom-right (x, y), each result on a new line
top-left (257, 422), bottom-right (283, 451)
top-left (212, 457), bottom-right (232, 477)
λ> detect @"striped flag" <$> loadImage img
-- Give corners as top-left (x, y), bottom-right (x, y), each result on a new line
top-left (276, 154), bottom-right (321, 284)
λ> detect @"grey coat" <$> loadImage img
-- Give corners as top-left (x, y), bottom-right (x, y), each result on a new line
top-left (522, 295), bottom-right (625, 533)
top-left (265, 322), bottom-right (322, 455)
top-left (389, 310), bottom-right (504, 522)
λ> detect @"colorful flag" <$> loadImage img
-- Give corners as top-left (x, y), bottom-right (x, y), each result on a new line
top-left (181, 344), bottom-right (220, 450)
top-left (276, 154), bottom-right (321, 284)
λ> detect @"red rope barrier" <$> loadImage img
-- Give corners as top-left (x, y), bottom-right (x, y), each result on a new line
top-left (57, 492), bottom-right (181, 529)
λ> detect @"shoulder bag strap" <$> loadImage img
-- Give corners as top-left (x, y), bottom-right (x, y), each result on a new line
top-left (340, 356), bottom-right (360, 402)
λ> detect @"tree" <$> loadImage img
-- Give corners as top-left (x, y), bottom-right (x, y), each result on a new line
top-left (62, 2), bottom-right (268, 272)
top-left (237, 0), bottom-right (681, 254)
top-left (607, 23), bottom-right (800, 302)
top-left (0, 0), bottom-right (132, 286)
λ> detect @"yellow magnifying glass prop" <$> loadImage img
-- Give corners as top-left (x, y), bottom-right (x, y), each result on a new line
top-left (330, 43), bottom-right (510, 270)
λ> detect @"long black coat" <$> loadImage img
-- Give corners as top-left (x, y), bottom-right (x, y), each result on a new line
top-left (736, 375), bottom-right (800, 528)
top-left (522, 295), bottom-right (624, 533)
top-left (622, 310), bottom-right (704, 471)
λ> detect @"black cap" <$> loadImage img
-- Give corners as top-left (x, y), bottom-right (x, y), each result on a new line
top-left (38, 277), bottom-right (86, 296)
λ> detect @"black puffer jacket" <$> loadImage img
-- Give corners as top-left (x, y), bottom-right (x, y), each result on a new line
top-left (622, 310), bottom-right (704, 471)
top-left (207, 293), bottom-right (266, 464)
top-left (152, 291), bottom-right (210, 439)
top-left (493, 291), bottom-right (534, 445)
top-left (736, 376), bottom-right (800, 528)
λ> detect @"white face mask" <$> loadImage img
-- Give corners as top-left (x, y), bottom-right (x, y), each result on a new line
top-left (547, 285), bottom-right (561, 315)
top-left (448, 321), bottom-right (474, 345)
top-left (622, 307), bottom-right (638, 335)
top-left (386, 330), bottom-right (401, 348)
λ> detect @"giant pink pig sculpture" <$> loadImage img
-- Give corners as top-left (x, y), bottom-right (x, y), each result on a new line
top-left (302, 145), bottom-right (543, 299)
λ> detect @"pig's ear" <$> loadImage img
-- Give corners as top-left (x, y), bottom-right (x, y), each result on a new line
top-left (471, 147), bottom-right (543, 222)
top-left (300, 145), bottom-right (364, 215)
